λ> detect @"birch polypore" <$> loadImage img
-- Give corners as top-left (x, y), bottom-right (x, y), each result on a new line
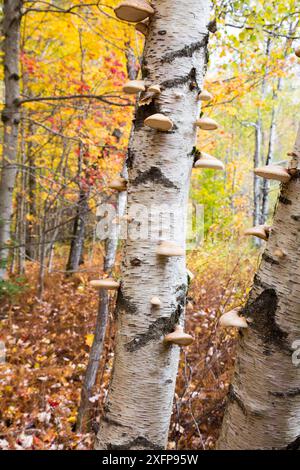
top-left (164, 325), bottom-right (194, 346)
top-left (198, 89), bottom-right (213, 101)
top-left (295, 46), bottom-right (300, 58)
top-left (144, 113), bottom-right (173, 131)
top-left (244, 225), bottom-right (270, 241)
top-left (196, 116), bottom-right (219, 130)
top-left (90, 278), bottom-right (120, 290)
top-left (194, 156), bottom-right (224, 170)
top-left (219, 309), bottom-right (248, 329)
top-left (151, 296), bottom-right (162, 307)
top-left (254, 165), bottom-right (291, 183)
top-left (95, 0), bottom-right (210, 450)
top-left (123, 80), bottom-right (146, 94)
top-left (156, 241), bottom-right (185, 257)
top-left (108, 177), bottom-right (128, 192)
top-left (114, 1), bottom-right (154, 23)
top-left (135, 18), bottom-right (149, 36)
top-left (218, 125), bottom-right (300, 450)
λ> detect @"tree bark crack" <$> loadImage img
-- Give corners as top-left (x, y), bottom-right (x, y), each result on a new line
top-left (161, 36), bottom-right (208, 64)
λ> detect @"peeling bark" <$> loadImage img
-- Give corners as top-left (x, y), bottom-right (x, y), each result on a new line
top-left (95, 0), bottom-right (210, 450)
top-left (218, 125), bottom-right (300, 450)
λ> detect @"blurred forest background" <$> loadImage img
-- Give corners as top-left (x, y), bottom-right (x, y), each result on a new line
top-left (0, 0), bottom-right (299, 450)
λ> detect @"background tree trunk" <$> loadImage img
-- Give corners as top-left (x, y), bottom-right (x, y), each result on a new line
top-left (0, 0), bottom-right (22, 279)
top-left (95, 0), bottom-right (210, 450)
top-left (217, 124), bottom-right (300, 450)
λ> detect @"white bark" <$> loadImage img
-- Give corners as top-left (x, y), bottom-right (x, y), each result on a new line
top-left (0, 0), bottom-right (22, 278)
top-left (218, 125), bottom-right (300, 450)
top-left (95, 0), bottom-right (211, 450)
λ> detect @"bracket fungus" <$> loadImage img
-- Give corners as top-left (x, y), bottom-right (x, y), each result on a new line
top-left (198, 89), bottom-right (213, 102)
top-left (254, 165), bottom-right (291, 183)
top-left (139, 85), bottom-right (161, 106)
top-left (122, 80), bottom-right (145, 94)
top-left (219, 309), bottom-right (248, 328)
top-left (144, 113), bottom-right (173, 131)
top-left (156, 241), bottom-right (185, 257)
top-left (114, 1), bottom-right (154, 23)
top-left (150, 296), bottom-right (162, 307)
top-left (196, 116), bottom-right (219, 130)
top-left (273, 248), bottom-right (286, 259)
top-left (295, 46), bottom-right (300, 58)
top-left (244, 225), bottom-right (270, 241)
top-left (135, 18), bottom-right (149, 35)
top-left (90, 278), bottom-right (120, 290)
top-left (108, 177), bottom-right (128, 192)
top-left (194, 153), bottom-right (224, 170)
top-left (164, 326), bottom-right (194, 347)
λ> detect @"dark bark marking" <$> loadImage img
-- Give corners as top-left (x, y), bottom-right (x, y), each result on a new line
top-left (134, 100), bottom-right (160, 131)
top-left (158, 30), bottom-right (167, 36)
top-left (125, 310), bottom-right (181, 352)
top-left (132, 166), bottom-right (178, 189)
top-left (161, 36), bottom-right (208, 64)
top-left (279, 195), bottom-right (292, 205)
top-left (161, 67), bottom-right (199, 91)
top-left (291, 214), bottom-right (300, 221)
top-left (126, 148), bottom-right (135, 169)
top-left (241, 288), bottom-right (288, 352)
top-left (107, 436), bottom-right (163, 450)
top-left (270, 388), bottom-right (300, 398)
top-left (262, 252), bottom-right (280, 266)
top-left (285, 436), bottom-right (300, 450)
top-left (130, 258), bottom-right (142, 266)
top-left (125, 284), bottom-right (186, 352)
top-left (207, 18), bottom-right (217, 33)
top-left (117, 288), bottom-right (137, 316)
top-left (227, 385), bottom-right (247, 416)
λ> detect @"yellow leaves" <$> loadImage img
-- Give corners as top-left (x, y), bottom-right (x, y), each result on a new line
top-left (85, 334), bottom-right (94, 347)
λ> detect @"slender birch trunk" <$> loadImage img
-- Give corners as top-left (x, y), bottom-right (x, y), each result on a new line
top-left (218, 125), bottom-right (300, 450)
top-left (0, 0), bottom-right (22, 279)
top-left (253, 121), bottom-right (262, 229)
top-left (95, 0), bottom-right (210, 450)
top-left (76, 169), bottom-right (127, 432)
top-left (260, 101), bottom-right (277, 224)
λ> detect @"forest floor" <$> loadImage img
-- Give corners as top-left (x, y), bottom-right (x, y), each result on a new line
top-left (0, 242), bottom-right (256, 450)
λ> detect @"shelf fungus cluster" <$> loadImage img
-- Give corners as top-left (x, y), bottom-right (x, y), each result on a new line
top-left (220, 309), bottom-right (248, 329)
top-left (194, 152), bottom-right (224, 171)
top-left (164, 326), bottom-right (194, 347)
top-left (244, 225), bottom-right (271, 241)
top-left (254, 164), bottom-right (291, 183)
top-left (114, 1), bottom-right (154, 23)
top-left (90, 278), bottom-right (120, 290)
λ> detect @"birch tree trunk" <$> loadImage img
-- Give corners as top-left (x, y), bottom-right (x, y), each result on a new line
top-left (218, 125), bottom-right (300, 450)
top-left (0, 0), bottom-right (22, 279)
top-left (253, 121), bottom-right (262, 229)
top-left (95, 0), bottom-right (210, 450)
